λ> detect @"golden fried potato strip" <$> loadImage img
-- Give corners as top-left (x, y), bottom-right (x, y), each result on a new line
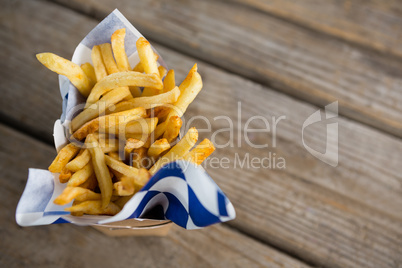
top-left (150, 127), bottom-right (198, 174)
top-left (36, 53), bottom-right (93, 97)
top-left (85, 71), bottom-right (163, 108)
top-left (86, 134), bottom-right (113, 209)
top-left (49, 143), bottom-right (80, 173)
top-left (183, 139), bottom-right (215, 165)
top-left (65, 200), bottom-right (120, 216)
top-left (111, 28), bottom-right (131, 71)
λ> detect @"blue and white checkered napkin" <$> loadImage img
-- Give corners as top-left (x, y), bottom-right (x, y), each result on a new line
top-left (16, 161), bottom-right (235, 229)
top-left (15, 10), bottom-right (235, 229)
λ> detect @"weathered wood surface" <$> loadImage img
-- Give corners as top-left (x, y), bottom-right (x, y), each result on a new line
top-left (0, 124), bottom-right (309, 268)
top-left (51, 0), bottom-right (402, 138)
top-left (230, 0), bottom-right (402, 58)
top-left (1, 1), bottom-right (402, 268)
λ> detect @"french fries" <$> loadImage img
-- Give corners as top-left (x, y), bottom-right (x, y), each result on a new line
top-left (54, 187), bottom-right (101, 206)
top-left (40, 28), bottom-right (215, 217)
top-left (136, 37), bottom-right (158, 75)
top-left (86, 134), bottom-right (113, 209)
top-left (111, 28), bottom-right (131, 71)
top-left (67, 161), bottom-right (94, 187)
top-left (65, 200), bottom-right (121, 216)
top-left (99, 43), bottom-right (119, 74)
top-left (163, 69), bottom-right (175, 93)
top-left (149, 128), bottom-right (198, 174)
top-left (163, 116), bottom-right (182, 143)
top-left (183, 139), bottom-right (215, 165)
top-left (36, 53), bottom-right (93, 97)
top-left (91, 45), bottom-right (108, 81)
top-left (48, 143), bottom-right (80, 173)
top-left (85, 71), bottom-right (163, 108)
top-left (71, 87), bottom-right (131, 131)
top-left (147, 139), bottom-right (170, 161)
top-left (65, 149), bottom-right (90, 172)
top-left (122, 86), bottom-right (180, 109)
top-left (81, 63), bottom-right (97, 84)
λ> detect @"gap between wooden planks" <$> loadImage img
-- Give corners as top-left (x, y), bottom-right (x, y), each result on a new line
top-left (50, 0), bottom-right (402, 138)
top-left (1, 1), bottom-right (402, 267)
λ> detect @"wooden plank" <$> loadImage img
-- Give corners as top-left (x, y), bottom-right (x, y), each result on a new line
top-left (229, 0), bottom-right (402, 58)
top-left (1, 1), bottom-right (402, 267)
top-left (0, 123), bottom-right (309, 268)
top-left (50, 0), bottom-right (402, 138)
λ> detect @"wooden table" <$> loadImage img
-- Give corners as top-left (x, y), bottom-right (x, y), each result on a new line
top-left (1, 0), bottom-right (401, 267)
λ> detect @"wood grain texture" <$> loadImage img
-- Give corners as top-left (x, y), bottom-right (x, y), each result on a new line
top-left (229, 0), bottom-right (402, 58)
top-left (51, 0), bottom-right (402, 138)
top-left (1, 1), bottom-right (402, 267)
top-left (0, 123), bottom-right (309, 268)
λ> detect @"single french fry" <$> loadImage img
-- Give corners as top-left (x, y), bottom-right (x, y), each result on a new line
top-left (85, 71), bottom-right (163, 108)
top-left (65, 200), bottom-right (120, 216)
top-left (105, 154), bottom-right (139, 178)
top-left (71, 87), bottom-right (131, 132)
top-left (132, 52), bottom-right (158, 73)
top-left (183, 139), bottom-right (215, 165)
top-left (163, 69), bottom-right (175, 93)
top-left (111, 28), bottom-right (131, 71)
top-left (91, 45), bottom-right (108, 81)
top-left (168, 71), bottom-right (202, 119)
top-left (59, 167), bottom-right (73, 183)
top-left (81, 62), bottom-right (97, 84)
top-left (163, 116), bottom-right (182, 143)
top-left (65, 149), bottom-right (91, 172)
top-left (136, 37), bottom-right (159, 75)
top-left (111, 87), bottom-right (179, 112)
top-left (179, 63), bottom-right (197, 93)
top-left (147, 139), bottom-right (171, 161)
top-left (54, 186), bottom-right (101, 206)
top-left (137, 37), bottom-right (160, 96)
top-left (99, 43), bottom-right (119, 74)
top-left (48, 143), bottom-right (80, 173)
top-left (36, 53), bottom-right (93, 97)
top-left (67, 161), bottom-right (94, 187)
top-left (149, 127), bottom-right (198, 174)
top-left (86, 134), bottom-right (113, 209)
top-left (131, 86), bottom-right (181, 109)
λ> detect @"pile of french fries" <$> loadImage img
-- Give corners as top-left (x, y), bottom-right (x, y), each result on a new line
top-left (37, 28), bottom-right (215, 216)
